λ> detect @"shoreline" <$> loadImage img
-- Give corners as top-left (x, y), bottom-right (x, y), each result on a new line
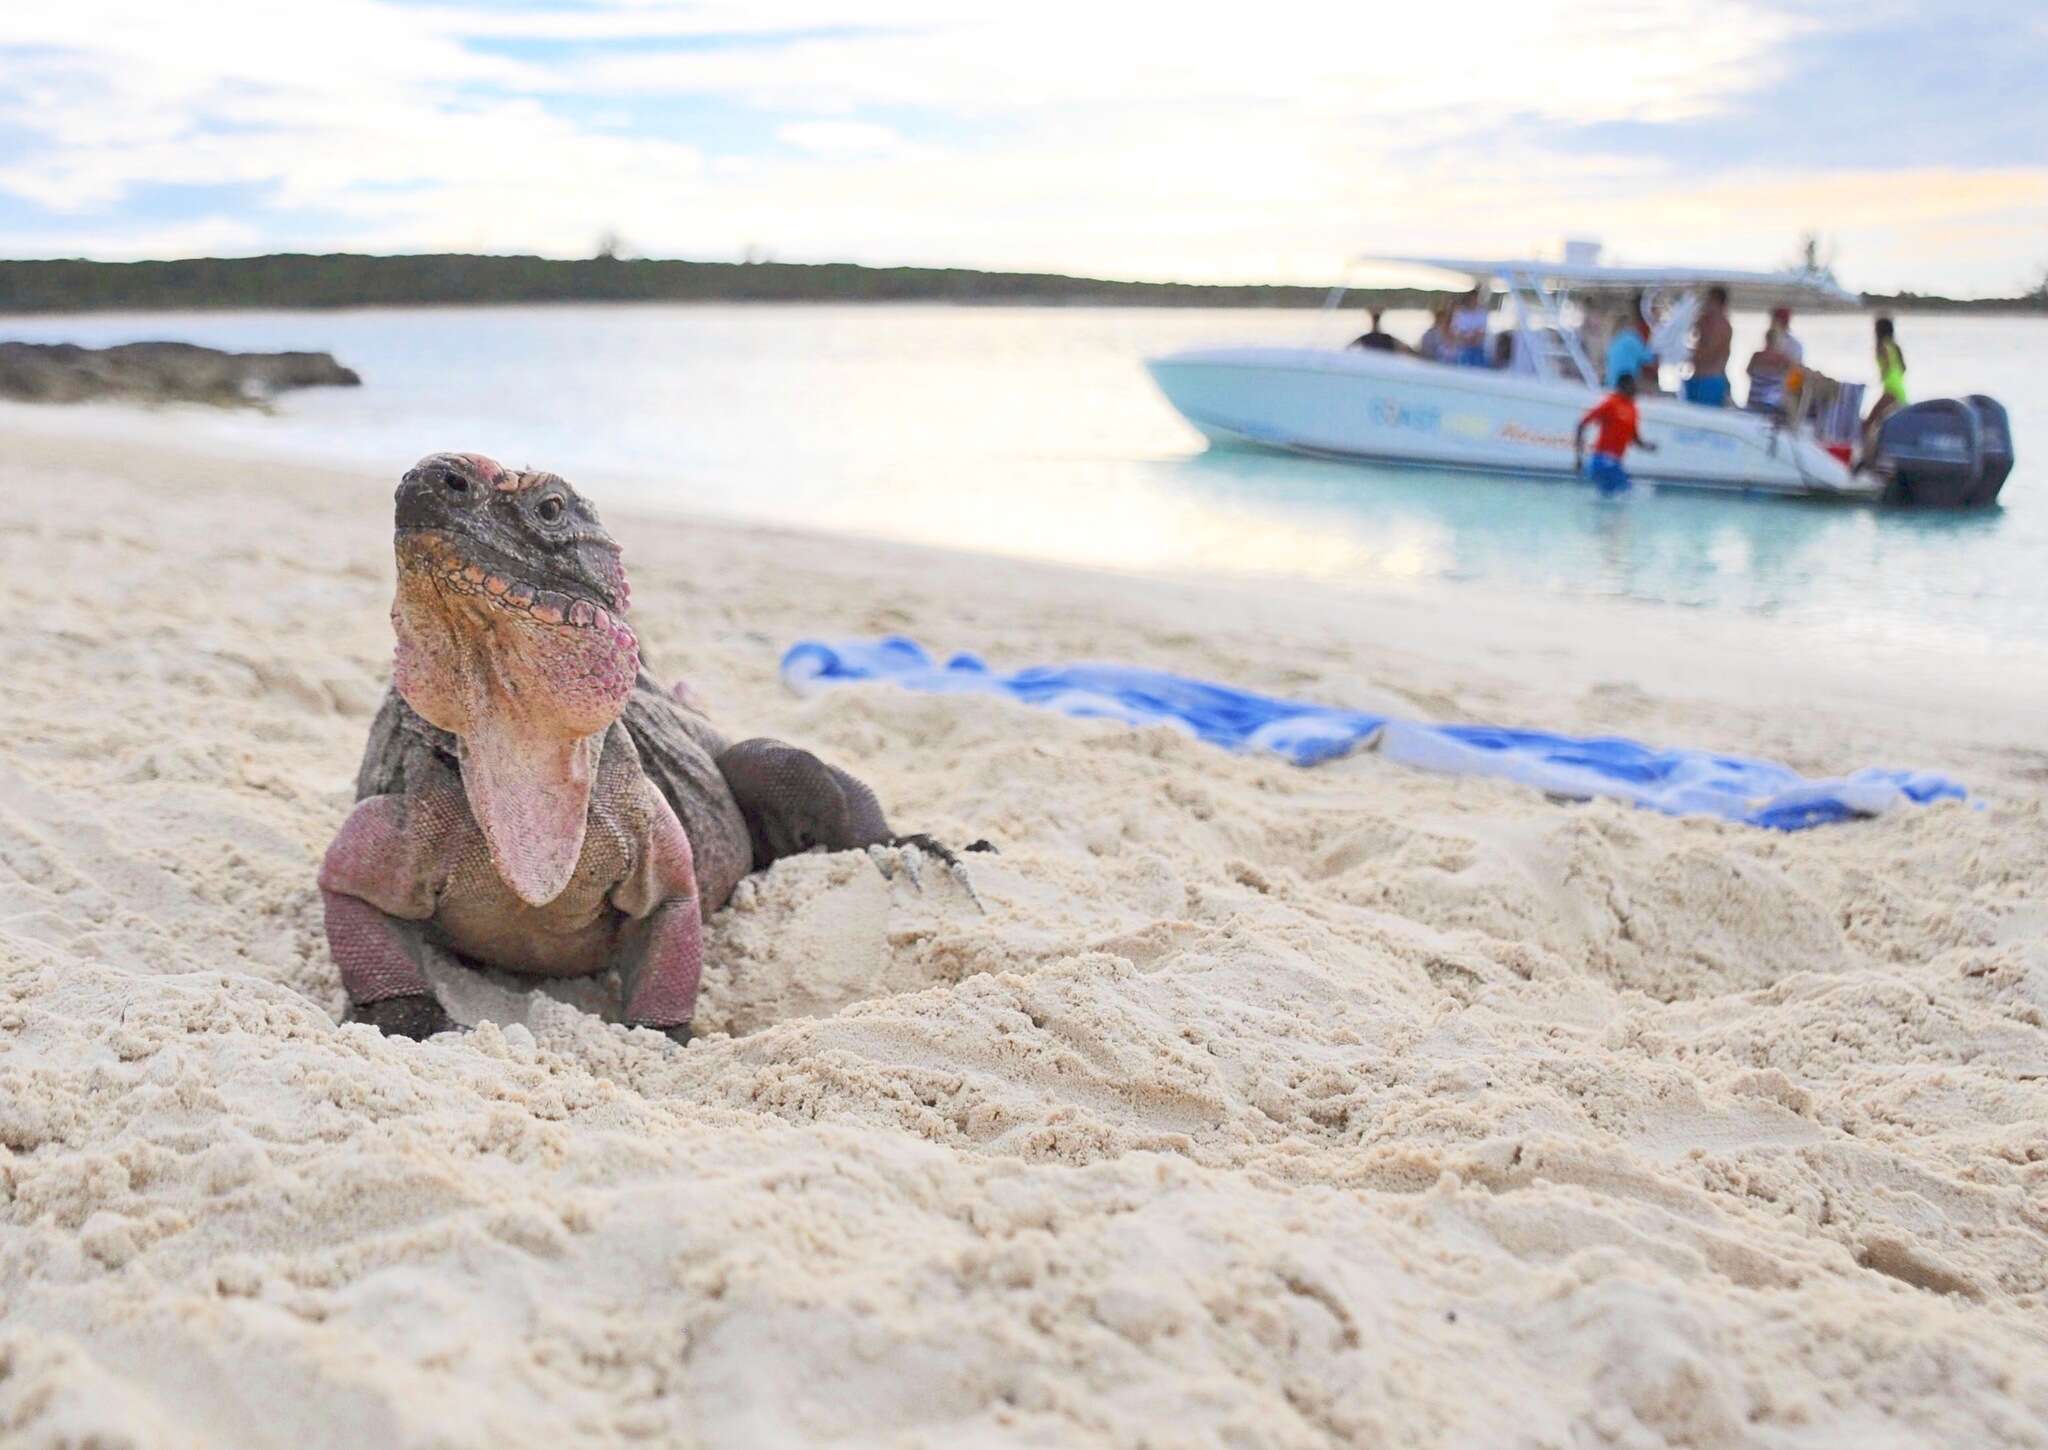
top-left (3, 424), bottom-right (2046, 1443)
top-left (8, 297), bottom-right (2048, 325)
top-left (7, 414), bottom-right (2046, 786)
top-left (3, 251), bottom-right (2042, 317)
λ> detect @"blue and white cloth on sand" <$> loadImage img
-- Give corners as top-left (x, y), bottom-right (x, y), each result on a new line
top-left (781, 637), bottom-right (1966, 832)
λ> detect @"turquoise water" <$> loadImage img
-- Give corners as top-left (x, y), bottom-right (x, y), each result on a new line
top-left (4, 303), bottom-right (2042, 649)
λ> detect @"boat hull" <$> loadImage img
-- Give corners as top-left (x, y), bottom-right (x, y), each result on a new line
top-left (1146, 347), bottom-right (1874, 499)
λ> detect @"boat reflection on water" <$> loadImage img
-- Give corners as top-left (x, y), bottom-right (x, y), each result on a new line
top-left (1154, 441), bottom-right (2005, 627)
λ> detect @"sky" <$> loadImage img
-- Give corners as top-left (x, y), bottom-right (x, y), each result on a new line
top-left (1, 0), bottom-right (2043, 296)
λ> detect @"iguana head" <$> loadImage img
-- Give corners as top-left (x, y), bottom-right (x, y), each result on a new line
top-left (390, 452), bottom-right (640, 905)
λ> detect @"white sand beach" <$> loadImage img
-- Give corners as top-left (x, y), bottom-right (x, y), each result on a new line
top-left (3, 425), bottom-right (2047, 1448)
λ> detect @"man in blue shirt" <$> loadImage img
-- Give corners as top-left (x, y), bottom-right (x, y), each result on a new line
top-left (1604, 311), bottom-right (1656, 390)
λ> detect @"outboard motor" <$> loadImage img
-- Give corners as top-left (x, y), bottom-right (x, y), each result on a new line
top-left (1876, 396), bottom-right (2014, 508)
top-left (1967, 394), bottom-right (2014, 499)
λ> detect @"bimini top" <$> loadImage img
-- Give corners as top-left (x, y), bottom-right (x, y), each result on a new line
top-left (1359, 255), bottom-right (1861, 309)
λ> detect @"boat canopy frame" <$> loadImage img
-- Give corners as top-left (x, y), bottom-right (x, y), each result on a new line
top-left (1322, 254), bottom-right (1861, 390)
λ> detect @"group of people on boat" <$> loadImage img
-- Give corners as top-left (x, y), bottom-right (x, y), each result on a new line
top-left (1570, 302), bottom-right (1912, 495)
top-left (1350, 288), bottom-right (1913, 474)
top-left (1591, 287), bottom-right (1906, 444)
top-left (1350, 289), bottom-right (1520, 370)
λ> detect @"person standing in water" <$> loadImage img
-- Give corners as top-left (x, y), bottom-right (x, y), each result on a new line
top-left (1684, 285), bottom-right (1733, 406)
top-left (1575, 372), bottom-right (1659, 496)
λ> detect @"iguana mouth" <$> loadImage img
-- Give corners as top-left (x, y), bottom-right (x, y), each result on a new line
top-left (397, 527), bottom-right (630, 637)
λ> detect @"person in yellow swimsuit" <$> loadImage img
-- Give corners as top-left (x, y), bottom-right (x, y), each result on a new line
top-left (1861, 315), bottom-right (1908, 458)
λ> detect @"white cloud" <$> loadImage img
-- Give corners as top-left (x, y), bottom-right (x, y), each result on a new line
top-left (0, 0), bottom-right (2038, 293)
top-left (546, 1), bottom-right (1791, 123)
top-left (775, 121), bottom-right (919, 157)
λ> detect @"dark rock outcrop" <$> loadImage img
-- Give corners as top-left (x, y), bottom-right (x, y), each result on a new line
top-left (0, 341), bottom-right (361, 406)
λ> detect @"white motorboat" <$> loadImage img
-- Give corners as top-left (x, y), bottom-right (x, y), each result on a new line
top-left (1147, 252), bottom-right (2005, 505)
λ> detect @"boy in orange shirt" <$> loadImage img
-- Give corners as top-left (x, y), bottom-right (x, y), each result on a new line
top-left (1574, 372), bottom-right (1659, 495)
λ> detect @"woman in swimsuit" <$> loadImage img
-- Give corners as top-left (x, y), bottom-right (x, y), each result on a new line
top-left (1861, 316), bottom-right (1908, 459)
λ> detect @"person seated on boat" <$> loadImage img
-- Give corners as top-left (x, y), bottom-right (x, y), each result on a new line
top-left (1451, 289), bottom-right (1490, 366)
top-left (1603, 309), bottom-right (1657, 391)
top-left (1744, 328), bottom-right (1787, 411)
top-left (1575, 371), bottom-right (1659, 497)
top-left (1859, 316), bottom-right (1909, 458)
top-left (1348, 308), bottom-right (1404, 353)
top-left (1744, 309), bottom-right (1802, 413)
top-left (1683, 284), bottom-right (1733, 407)
top-left (1417, 305), bottom-right (1454, 363)
top-left (1490, 331), bottom-right (1516, 370)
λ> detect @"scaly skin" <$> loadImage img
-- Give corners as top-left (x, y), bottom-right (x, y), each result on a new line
top-left (323, 452), bottom-right (961, 1043)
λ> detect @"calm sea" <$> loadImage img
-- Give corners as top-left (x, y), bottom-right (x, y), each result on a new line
top-left (3, 303), bottom-right (2042, 651)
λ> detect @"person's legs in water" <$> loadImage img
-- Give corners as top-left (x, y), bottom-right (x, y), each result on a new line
top-left (1584, 453), bottom-right (1632, 496)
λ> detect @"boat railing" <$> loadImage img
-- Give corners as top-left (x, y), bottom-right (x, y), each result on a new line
top-left (1803, 381), bottom-right (1865, 450)
top-left (1502, 269), bottom-right (1596, 386)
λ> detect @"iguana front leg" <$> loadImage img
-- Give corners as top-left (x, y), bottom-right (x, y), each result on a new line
top-left (319, 795), bottom-right (452, 1040)
top-left (715, 738), bottom-right (890, 863)
top-left (610, 785), bottom-right (704, 1045)
top-left (716, 737), bottom-right (987, 908)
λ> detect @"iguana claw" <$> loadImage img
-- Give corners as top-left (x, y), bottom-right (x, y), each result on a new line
top-left (869, 835), bottom-right (989, 913)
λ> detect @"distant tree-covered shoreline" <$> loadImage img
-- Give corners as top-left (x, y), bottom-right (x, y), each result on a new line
top-left (0, 253), bottom-right (2038, 315)
top-left (1860, 290), bottom-right (2048, 314)
top-left (0, 253), bottom-right (1359, 313)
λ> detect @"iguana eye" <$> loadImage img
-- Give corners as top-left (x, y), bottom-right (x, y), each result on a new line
top-left (537, 496), bottom-right (565, 523)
